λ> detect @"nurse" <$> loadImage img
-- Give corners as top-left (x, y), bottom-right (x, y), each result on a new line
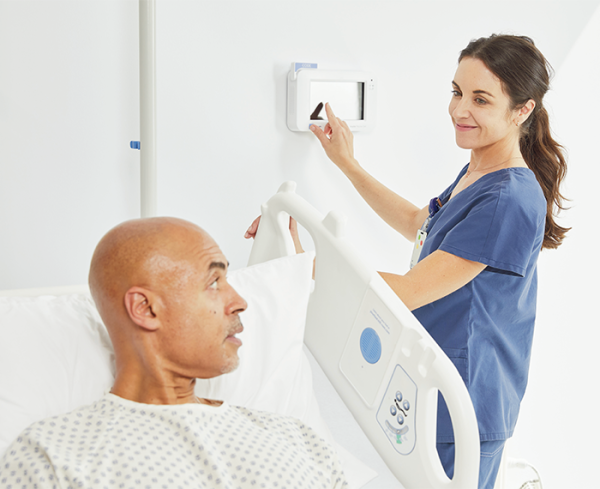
top-left (309, 35), bottom-right (568, 488)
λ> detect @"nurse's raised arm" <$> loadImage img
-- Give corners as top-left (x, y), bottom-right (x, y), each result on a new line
top-left (310, 103), bottom-right (428, 243)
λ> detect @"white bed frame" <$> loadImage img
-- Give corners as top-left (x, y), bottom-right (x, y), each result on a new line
top-left (248, 182), bottom-right (480, 489)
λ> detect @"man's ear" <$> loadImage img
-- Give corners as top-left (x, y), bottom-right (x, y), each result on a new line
top-left (124, 287), bottom-right (161, 332)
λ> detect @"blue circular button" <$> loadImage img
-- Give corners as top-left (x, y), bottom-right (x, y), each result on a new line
top-left (390, 406), bottom-right (397, 416)
top-left (403, 400), bottom-right (410, 411)
top-left (397, 413), bottom-right (405, 425)
top-left (396, 391), bottom-right (403, 402)
top-left (359, 328), bottom-right (382, 364)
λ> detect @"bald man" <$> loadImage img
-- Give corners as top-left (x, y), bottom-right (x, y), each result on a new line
top-left (0, 217), bottom-right (347, 489)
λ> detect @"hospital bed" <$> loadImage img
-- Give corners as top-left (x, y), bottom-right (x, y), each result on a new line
top-left (0, 182), bottom-right (481, 488)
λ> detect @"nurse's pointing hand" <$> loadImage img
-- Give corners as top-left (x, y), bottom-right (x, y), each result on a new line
top-left (310, 103), bottom-right (358, 174)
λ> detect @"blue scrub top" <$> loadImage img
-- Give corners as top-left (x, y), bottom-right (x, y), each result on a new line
top-left (413, 165), bottom-right (546, 442)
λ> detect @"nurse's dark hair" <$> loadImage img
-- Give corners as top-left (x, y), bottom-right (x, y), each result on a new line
top-left (460, 34), bottom-right (569, 250)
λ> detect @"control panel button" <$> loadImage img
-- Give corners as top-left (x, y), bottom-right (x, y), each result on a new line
top-left (385, 420), bottom-right (409, 436)
top-left (359, 328), bottom-right (382, 364)
top-left (376, 364), bottom-right (417, 455)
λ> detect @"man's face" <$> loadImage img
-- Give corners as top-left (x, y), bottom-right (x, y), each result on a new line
top-left (158, 227), bottom-right (248, 379)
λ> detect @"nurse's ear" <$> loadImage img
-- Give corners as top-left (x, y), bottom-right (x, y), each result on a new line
top-left (513, 99), bottom-right (536, 127)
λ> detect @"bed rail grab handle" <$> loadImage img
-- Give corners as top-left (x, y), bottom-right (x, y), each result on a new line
top-left (247, 181), bottom-right (371, 283)
top-left (416, 367), bottom-right (481, 488)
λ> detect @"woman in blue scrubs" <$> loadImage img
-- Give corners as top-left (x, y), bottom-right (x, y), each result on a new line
top-left (309, 35), bottom-right (568, 488)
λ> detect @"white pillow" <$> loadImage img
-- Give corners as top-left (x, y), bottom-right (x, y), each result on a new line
top-left (0, 293), bottom-right (114, 457)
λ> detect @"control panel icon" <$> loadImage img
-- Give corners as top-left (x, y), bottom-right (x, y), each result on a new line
top-left (376, 364), bottom-right (417, 455)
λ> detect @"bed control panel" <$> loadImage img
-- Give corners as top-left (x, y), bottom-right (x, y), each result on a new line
top-left (376, 364), bottom-right (417, 455)
top-left (340, 287), bottom-right (402, 406)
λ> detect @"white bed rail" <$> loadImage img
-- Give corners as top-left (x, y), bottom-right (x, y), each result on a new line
top-left (248, 181), bottom-right (480, 489)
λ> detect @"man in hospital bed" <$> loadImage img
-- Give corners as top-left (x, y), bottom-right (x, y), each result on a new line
top-left (0, 217), bottom-right (347, 488)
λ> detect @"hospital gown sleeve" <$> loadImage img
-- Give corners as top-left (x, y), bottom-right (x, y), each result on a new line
top-left (0, 433), bottom-right (61, 489)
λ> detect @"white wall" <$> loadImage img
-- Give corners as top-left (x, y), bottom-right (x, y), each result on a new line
top-left (1, 1), bottom-right (598, 487)
top-left (0, 0), bottom-right (139, 289)
top-left (510, 6), bottom-right (600, 487)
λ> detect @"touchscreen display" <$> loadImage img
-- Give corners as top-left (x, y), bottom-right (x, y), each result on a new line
top-left (309, 81), bottom-right (364, 121)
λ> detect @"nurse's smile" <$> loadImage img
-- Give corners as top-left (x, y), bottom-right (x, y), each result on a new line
top-left (455, 123), bottom-right (477, 132)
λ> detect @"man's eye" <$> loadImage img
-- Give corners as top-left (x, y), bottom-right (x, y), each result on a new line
top-left (209, 279), bottom-right (218, 290)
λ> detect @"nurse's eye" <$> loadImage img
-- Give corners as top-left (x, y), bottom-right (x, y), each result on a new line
top-left (451, 90), bottom-right (461, 97)
top-left (475, 97), bottom-right (487, 105)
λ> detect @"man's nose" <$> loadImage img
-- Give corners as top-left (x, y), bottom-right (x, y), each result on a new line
top-left (227, 285), bottom-right (247, 315)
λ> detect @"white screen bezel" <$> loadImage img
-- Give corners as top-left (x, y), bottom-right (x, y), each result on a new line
top-left (287, 69), bottom-right (376, 132)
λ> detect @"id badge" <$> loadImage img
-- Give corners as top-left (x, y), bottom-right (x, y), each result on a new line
top-left (410, 229), bottom-right (427, 269)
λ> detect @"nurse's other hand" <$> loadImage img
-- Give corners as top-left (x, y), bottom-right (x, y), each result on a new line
top-left (244, 216), bottom-right (304, 254)
top-left (310, 103), bottom-right (358, 173)
top-left (244, 216), bottom-right (261, 239)
top-left (289, 217), bottom-right (304, 254)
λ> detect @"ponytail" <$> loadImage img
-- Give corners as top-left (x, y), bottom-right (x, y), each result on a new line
top-left (520, 105), bottom-right (569, 249)
top-left (460, 34), bottom-right (569, 250)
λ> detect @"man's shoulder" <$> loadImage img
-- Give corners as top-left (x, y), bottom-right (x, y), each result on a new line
top-left (34, 394), bottom-right (110, 424)
top-left (4, 395), bottom-right (111, 451)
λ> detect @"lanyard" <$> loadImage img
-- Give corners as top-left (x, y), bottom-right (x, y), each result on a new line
top-left (410, 197), bottom-right (443, 269)
top-left (421, 197), bottom-right (443, 233)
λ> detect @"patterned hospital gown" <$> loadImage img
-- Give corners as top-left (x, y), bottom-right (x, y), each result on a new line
top-left (0, 393), bottom-right (347, 489)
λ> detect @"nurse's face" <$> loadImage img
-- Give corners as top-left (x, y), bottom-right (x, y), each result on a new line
top-left (448, 57), bottom-right (520, 152)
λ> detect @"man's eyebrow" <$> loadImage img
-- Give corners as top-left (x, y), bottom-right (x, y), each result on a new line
top-left (209, 261), bottom-right (228, 271)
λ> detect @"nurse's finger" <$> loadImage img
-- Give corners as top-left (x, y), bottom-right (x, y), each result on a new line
top-left (289, 217), bottom-right (304, 254)
top-left (244, 215), bottom-right (262, 239)
top-left (339, 119), bottom-right (351, 131)
top-left (310, 124), bottom-right (331, 146)
top-left (324, 103), bottom-right (340, 129)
